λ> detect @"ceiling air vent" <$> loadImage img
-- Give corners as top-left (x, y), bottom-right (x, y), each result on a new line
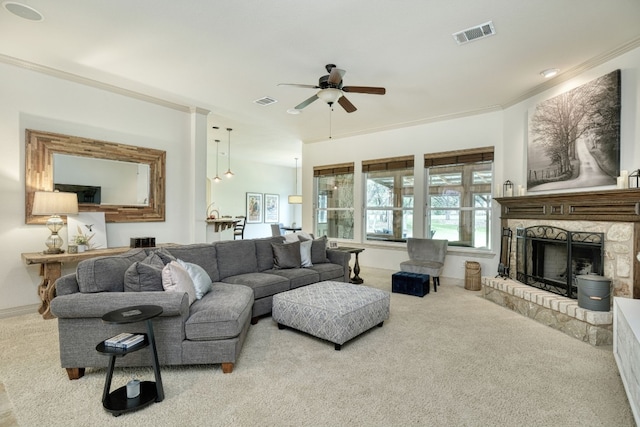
top-left (453, 21), bottom-right (495, 45)
top-left (254, 96), bottom-right (278, 106)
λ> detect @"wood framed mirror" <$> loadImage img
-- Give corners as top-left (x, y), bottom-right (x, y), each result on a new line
top-left (25, 129), bottom-right (166, 224)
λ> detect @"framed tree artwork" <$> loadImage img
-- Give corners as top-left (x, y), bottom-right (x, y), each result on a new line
top-left (527, 69), bottom-right (620, 192)
top-left (264, 194), bottom-right (279, 223)
top-left (246, 192), bottom-right (263, 223)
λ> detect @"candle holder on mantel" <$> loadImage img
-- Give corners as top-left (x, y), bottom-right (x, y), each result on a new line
top-left (503, 180), bottom-right (514, 197)
top-left (629, 169), bottom-right (640, 189)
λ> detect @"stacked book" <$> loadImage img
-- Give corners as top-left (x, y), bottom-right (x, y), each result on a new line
top-left (104, 333), bottom-right (145, 349)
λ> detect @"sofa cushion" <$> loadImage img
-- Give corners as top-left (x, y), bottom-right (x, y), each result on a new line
top-left (76, 249), bottom-right (147, 293)
top-left (308, 262), bottom-right (345, 282)
top-left (216, 240), bottom-right (258, 279)
top-left (185, 283), bottom-right (254, 341)
top-left (265, 268), bottom-right (319, 289)
top-left (177, 259), bottom-right (212, 299)
top-left (272, 241), bottom-right (302, 269)
top-left (165, 243), bottom-right (219, 282)
top-left (221, 272), bottom-right (289, 299)
top-left (255, 236), bottom-right (285, 271)
top-left (124, 253), bottom-right (164, 292)
top-left (162, 261), bottom-right (197, 305)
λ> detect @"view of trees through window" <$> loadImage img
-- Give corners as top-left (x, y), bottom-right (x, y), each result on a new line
top-left (427, 162), bottom-right (492, 249)
top-left (314, 173), bottom-right (354, 239)
top-left (313, 151), bottom-right (493, 249)
top-left (365, 169), bottom-right (413, 242)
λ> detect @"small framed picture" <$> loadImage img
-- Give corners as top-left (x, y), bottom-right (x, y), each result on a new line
top-left (246, 192), bottom-right (263, 224)
top-left (67, 212), bottom-right (107, 250)
top-left (264, 194), bottom-right (279, 223)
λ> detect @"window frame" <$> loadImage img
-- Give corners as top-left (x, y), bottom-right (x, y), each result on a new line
top-left (313, 163), bottom-right (355, 240)
top-left (424, 147), bottom-right (494, 250)
top-left (362, 156), bottom-right (414, 243)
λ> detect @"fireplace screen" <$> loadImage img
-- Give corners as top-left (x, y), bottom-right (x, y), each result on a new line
top-left (516, 226), bottom-right (604, 298)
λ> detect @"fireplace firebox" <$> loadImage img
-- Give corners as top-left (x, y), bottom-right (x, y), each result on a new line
top-left (516, 226), bottom-right (604, 298)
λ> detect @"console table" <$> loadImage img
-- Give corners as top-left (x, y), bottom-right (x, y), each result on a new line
top-left (21, 247), bottom-right (134, 319)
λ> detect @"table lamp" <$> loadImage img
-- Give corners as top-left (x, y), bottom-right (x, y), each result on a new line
top-left (32, 190), bottom-right (79, 254)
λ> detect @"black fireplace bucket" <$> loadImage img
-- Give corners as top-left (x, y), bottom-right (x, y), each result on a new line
top-left (576, 275), bottom-right (611, 311)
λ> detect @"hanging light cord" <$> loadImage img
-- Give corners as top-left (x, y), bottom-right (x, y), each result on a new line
top-left (225, 128), bottom-right (234, 177)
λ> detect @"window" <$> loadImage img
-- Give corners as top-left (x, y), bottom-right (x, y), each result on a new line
top-left (363, 156), bottom-right (414, 242)
top-left (425, 147), bottom-right (493, 249)
top-left (314, 163), bottom-right (354, 239)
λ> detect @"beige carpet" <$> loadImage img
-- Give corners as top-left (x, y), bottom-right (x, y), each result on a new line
top-left (0, 268), bottom-right (634, 426)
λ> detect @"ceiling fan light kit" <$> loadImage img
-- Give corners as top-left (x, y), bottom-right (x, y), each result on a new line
top-left (317, 88), bottom-right (343, 105)
top-left (279, 63), bottom-right (386, 113)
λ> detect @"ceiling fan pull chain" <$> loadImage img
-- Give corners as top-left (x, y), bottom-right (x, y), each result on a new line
top-left (329, 106), bottom-right (333, 139)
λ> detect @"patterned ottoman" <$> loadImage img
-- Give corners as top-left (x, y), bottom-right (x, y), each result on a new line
top-left (272, 281), bottom-right (390, 350)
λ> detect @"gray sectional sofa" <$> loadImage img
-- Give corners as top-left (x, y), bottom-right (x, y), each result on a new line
top-left (50, 236), bottom-right (350, 379)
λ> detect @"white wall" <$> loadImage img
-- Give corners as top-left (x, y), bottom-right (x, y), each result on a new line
top-left (206, 156), bottom-right (301, 240)
top-left (302, 46), bottom-right (640, 281)
top-left (0, 61), bottom-right (206, 313)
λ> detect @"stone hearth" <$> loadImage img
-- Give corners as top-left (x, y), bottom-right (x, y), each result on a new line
top-left (482, 276), bottom-right (612, 345)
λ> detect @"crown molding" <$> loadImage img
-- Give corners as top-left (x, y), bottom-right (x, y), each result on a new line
top-left (503, 36), bottom-right (640, 108)
top-left (0, 53), bottom-right (195, 113)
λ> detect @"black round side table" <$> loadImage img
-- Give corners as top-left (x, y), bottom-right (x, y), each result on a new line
top-left (96, 305), bottom-right (164, 416)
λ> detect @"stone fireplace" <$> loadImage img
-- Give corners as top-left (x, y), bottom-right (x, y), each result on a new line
top-left (482, 188), bottom-right (640, 346)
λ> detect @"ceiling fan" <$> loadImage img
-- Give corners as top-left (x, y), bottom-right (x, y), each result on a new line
top-left (278, 64), bottom-right (386, 113)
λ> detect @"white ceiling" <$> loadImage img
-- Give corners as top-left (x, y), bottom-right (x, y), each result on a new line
top-left (2, 1), bottom-right (640, 166)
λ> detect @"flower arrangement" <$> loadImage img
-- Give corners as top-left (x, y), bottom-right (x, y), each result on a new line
top-left (72, 225), bottom-right (94, 249)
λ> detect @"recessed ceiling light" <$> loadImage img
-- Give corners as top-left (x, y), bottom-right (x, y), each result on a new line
top-left (540, 68), bottom-right (559, 78)
top-left (2, 1), bottom-right (43, 21)
top-left (287, 108), bottom-right (301, 115)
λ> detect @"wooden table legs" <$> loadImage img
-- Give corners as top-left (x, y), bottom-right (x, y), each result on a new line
top-left (36, 262), bottom-right (61, 320)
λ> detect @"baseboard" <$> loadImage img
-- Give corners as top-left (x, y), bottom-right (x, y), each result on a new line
top-left (0, 304), bottom-right (39, 319)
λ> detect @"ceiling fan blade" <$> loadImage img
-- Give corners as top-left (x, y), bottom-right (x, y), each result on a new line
top-left (342, 86), bottom-right (386, 95)
top-left (327, 67), bottom-right (346, 85)
top-left (295, 94), bottom-right (319, 110)
top-left (338, 96), bottom-right (357, 113)
top-left (278, 83), bottom-right (319, 89)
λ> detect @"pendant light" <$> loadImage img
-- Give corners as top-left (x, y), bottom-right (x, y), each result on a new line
top-left (224, 128), bottom-right (234, 178)
top-left (213, 139), bottom-right (222, 182)
top-left (288, 157), bottom-right (303, 204)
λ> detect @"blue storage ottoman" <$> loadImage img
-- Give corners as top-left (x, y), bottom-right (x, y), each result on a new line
top-left (392, 271), bottom-right (430, 297)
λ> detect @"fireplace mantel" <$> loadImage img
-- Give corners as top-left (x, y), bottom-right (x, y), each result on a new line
top-left (496, 188), bottom-right (640, 298)
top-left (495, 188), bottom-right (640, 222)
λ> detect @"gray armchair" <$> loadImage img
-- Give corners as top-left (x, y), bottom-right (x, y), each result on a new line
top-left (400, 238), bottom-right (448, 291)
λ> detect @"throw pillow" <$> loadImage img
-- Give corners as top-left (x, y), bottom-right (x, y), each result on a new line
top-left (300, 240), bottom-right (313, 267)
top-left (154, 247), bottom-right (176, 265)
top-left (161, 261), bottom-right (196, 305)
top-left (283, 233), bottom-right (300, 243)
top-left (124, 261), bottom-right (164, 292)
top-left (177, 259), bottom-right (212, 299)
top-left (271, 241), bottom-right (302, 269)
top-left (300, 235), bottom-right (330, 264)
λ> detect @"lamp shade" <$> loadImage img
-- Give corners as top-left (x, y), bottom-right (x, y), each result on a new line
top-left (288, 195), bottom-right (303, 204)
top-left (32, 191), bottom-right (79, 215)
